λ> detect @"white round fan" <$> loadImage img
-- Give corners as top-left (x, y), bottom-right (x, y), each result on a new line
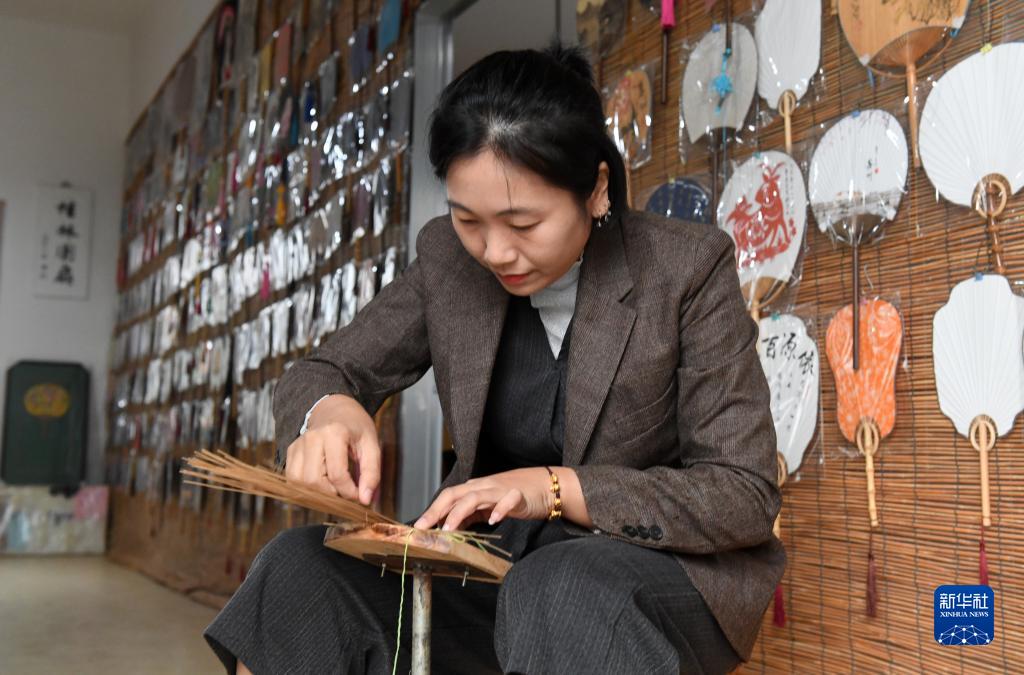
top-left (681, 22), bottom-right (757, 145)
top-left (717, 150), bottom-right (807, 313)
top-left (933, 272), bottom-right (1024, 541)
top-left (919, 43), bottom-right (1024, 209)
top-left (758, 313), bottom-right (819, 476)
top-left (755, 0), bottom-right (820, 109)
top-left (933, 274), bottom-right (1024, 438)
top-left (808, 109), bottom-right (908, 243)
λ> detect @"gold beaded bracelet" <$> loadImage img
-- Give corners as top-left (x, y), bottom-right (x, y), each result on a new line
top-left (544, 466), bottom-right (562, 520)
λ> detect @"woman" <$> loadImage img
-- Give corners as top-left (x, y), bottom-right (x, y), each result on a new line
top-left (204, 44), bottom-right (785, 675)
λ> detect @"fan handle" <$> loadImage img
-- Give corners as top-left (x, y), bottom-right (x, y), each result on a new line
top-left (969, 415), bottom-right (996, 528)
top-left (856, 418), bottom-right (880, 528)
top-left (773, 452), bottom-right (788, 538)
top-left (779, 90), bottom-right (796, 155)
top-left (973, 174), bottom-right (1010, 275)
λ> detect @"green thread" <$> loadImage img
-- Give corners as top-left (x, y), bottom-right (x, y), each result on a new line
top-left (391, 531), bottom-right (412, 675)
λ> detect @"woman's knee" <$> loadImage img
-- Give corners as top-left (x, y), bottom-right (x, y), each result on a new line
top-left (248, 525), bottom-right (329, 576)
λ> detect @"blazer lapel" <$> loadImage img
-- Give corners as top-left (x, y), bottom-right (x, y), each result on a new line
top-left (444, 253), bottom-right (509, 478)
top-left (563, 217), bottom-right (636, 467)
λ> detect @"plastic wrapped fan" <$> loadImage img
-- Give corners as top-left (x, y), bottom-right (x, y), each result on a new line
top-left (933, 273), bottom-right (1024, 583)
top-left (605, 66), bottom-right (653, 170)
top-left (644, 178), bottom-right (712, 224)
top-left (754, 0), bottom-right (821, 153)
top-left (826, 298), bottom-right (902, 617)
top-left (681, 22), bottom-right (757, 145)
top-left (809, 110), bottom-right (907, 369)
top-left (577, 0), bottom-right (626, 61)
top-left (758, 308), bottom-right (818, 626)
top-left (717, 151), bottom-right (807, 318)
top-left (919, 43), bottom-right (1024, 275)
top-left (826, 299), bottom-right (901, 525)
top-left (758, 312), bottom-right (819, 479)
top-left (838, 0), bottom-right (968, 167)
top-left (809, 110), bottom-right (907, 242)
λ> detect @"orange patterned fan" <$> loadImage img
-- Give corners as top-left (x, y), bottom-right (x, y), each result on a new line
top-left (825, 298), bottom-right (902, 617)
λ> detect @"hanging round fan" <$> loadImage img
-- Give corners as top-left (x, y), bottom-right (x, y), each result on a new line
top-left (645, 177), bottom-right (712, 224)
top-left (717, 151), bottom-right (807, 319)
top-left (681, 22), bottom-right (757, 145)
top-left (758, 312), bottom-right (819, 477)
top-left (577, 0), bottom-right (626, 61)
top-left (919, 43), bottom-right (1024, 275)
top-left (758, 311), bottom-right (819, 627)
top-left (826, 298), bottom-right (902, 617)
top-left (933, 273), bottom-right (1024, 584)
top-left (827, 299), bottom-right (902, 516)
top-left (809, 109), bottom-right (907, 369)
top-left (838, 0), bottom-right (969, 167)
top-left (605, 68), bottom-right (654, 170)
top-left (755, 0), bottom-right (821, 153)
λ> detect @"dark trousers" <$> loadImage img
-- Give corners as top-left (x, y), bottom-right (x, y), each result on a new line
top-left (204, 521), bottom-right (741, 675)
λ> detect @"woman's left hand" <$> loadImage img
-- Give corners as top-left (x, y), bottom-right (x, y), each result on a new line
top-left (412, 468), bottom-right (554, 531)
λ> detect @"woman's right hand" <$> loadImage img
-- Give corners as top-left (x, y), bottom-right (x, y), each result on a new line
top-left (284, 394), bottom-right (381, 505)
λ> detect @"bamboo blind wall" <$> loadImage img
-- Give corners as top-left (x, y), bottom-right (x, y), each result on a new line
top-left (598, 2), bottom-right (1023, 672)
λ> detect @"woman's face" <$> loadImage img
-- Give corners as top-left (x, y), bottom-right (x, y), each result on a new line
top-left (446, 150), bottom-right (609, 296)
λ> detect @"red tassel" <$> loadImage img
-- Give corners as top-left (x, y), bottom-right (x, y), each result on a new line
top-left (866, 547), bottom-right (879, 617)
top-left (773, 583), bottom-right (786, 627)
top-left (979, 529), bottom-right (990, 586)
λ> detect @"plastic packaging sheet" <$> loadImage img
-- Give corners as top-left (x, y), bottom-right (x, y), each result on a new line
top-left (757, 305), bottom-right (822, 484)
top-left (640, 174), bottom-right (714, 225)
top-left (604, 61), bottom-right (655, 170)
top-left (808, 108), bottom-right (908, 249)
top-left (677, 17), bottom-right (759, 165)
top-left (717, 149), bottom-right (808, 316)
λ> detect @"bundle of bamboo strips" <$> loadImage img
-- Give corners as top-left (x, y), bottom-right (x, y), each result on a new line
top-left (180, 449), bottom-right (512, 563)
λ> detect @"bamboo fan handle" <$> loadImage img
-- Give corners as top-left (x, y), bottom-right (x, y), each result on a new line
top-left (906, 63), bottom-right (920, 169)
top-left (773, 452), bottom-right (788, 539)
top-left (779, 90), bottom-right (796, 155)
top-left (969, 415), bottom-right (996, 528)
top-left (856, 419), bottom-right (881, 528)
top-left (973, 174), bottom-right (1010, 275)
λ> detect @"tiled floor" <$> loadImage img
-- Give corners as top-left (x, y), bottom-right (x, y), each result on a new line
top-left (0, 556), bottom-right (223, 674)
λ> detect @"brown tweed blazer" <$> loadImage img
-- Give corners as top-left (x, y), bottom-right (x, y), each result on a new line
top-left (273, 208), bottom-right (786, 661)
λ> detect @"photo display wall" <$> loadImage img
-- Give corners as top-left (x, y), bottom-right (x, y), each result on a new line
top-left (106, 0), bottom-right (418, 598)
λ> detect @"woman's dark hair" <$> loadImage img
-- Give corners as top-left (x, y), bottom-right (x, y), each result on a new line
top-left (428, 43), bottom-right (628, 219)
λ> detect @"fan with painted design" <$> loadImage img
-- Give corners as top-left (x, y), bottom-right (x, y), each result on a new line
top-left (826, 298), bottom-right (902, 617)
top-left (717, 151), bottom-right (807, 320)
top-left (681, 18), bottom-right (757, 206)
top-left (757, 312), bottom-right (819, 627)
top-left (809, 109), bottom-right (908, 369)
top-left (755, 0), bottom-right (821, 153)
top-left (919, 43), bottom-right (1024, 277)
top-left (933, 273), bottom-right (1024, 585)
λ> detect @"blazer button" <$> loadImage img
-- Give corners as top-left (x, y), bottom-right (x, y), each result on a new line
top-left (622, 525), bottom-right (637, 537)
top-left (649, 525), bottom-right (663, 541)
top-left (637, 525), bottom-right (650, 540)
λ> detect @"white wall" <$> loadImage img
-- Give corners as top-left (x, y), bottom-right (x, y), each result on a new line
top-left (0, 1), bottom-right (216, 484)
top-left (0, 16), bottom-right (132, 483)
top-left (128, 0), bottom-right (217, 121)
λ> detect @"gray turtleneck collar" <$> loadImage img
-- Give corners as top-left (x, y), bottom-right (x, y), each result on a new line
top-left (529, 259), bottom-right (581, 358)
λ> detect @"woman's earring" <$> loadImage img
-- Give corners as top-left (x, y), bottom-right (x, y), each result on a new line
top-left (598, 208), bottom-right (612, 228)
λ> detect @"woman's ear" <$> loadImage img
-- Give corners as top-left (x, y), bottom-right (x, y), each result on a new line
top-left (587, 161), bottom-right (611, 219)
